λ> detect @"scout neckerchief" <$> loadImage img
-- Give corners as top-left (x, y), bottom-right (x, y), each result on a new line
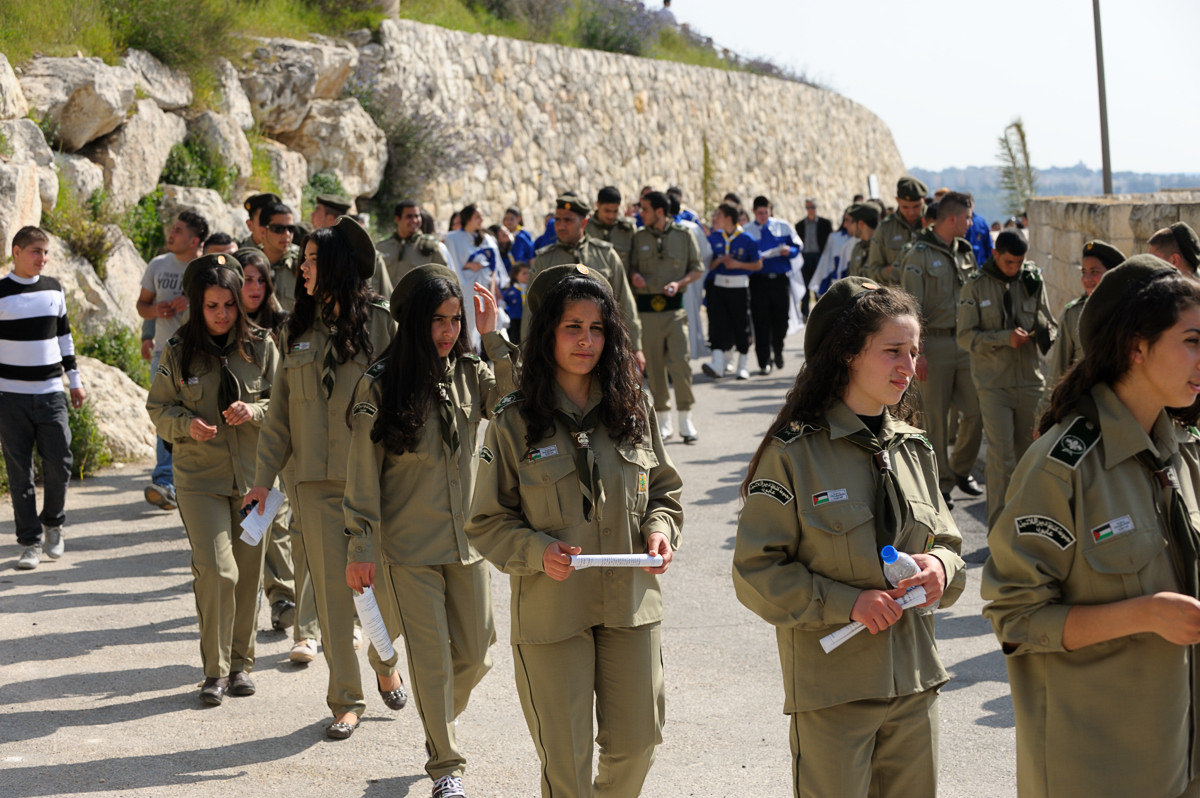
top-left (982, 258), bottom-right (1020, 328)
top-left (392, 232), bottom-right (409, 264)
top-left (319, 314), bottom-right (338, 400)
top-left (1077, 394), bottom-right (1200, 598)
top-left (203, 332), bottom-right (241, 414)
top-left (555, 404), bottom-right (605, 522)
top-left (822, 413), bottom-right (909, 550)
top-left (437, 358), bottom-right (460, 459)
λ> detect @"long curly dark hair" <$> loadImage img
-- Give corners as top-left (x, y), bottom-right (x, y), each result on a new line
top-left (286, 226), bottom-right (380, 364)
top-left (741, 286), bottom-right (921, 498)
top-left (1039, 270), bottom-right (1200, 434)
top-left (518, 275), bottom-right (646, 448)
top-left (366, 275), bottom-right (469, 453)
top-left (177, 265), bottom-right (259, 381)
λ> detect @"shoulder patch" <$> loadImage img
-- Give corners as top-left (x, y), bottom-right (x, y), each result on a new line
top-left (1189, 426), bottom-right (1200, 441)
top-left (461, 353), bottom-right (481, 362)
top-left (166, 335), bottom-right (180, 347)
top-left (1047, 416), bottom-right (1100, 469)
top-left (904, 433), bottom-right (933, 451)
top-left (492, 390), bottom-right (524, 415)
top-left (352, 402), bottom-right (377, 417)
top-left (773, 420), bottom-right (820, 443)
top-left (370, 298), bottom-right (390, 312)
top-left (479, 445), bottom-right (494, 464)
top-left (418, 235), bottom-right (439, 254)
top-left (748, 478), bottom-right (795, 505)
top-left (251, 326), bottom-right (270, 340)
top-left (1015, 514), bottom-right (1075, 550)
top-left (616, 217), bottom-right (635, 231)
top-left (156, 363), bottom-right (170, 378)
top-left (365, 360), bottom-right (387, 379)
top-left (1065, 296), bottom-right (1085, 310)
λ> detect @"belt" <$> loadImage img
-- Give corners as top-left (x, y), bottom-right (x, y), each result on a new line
top-left (635, 294), bottom-right (684, 312)
top-left (925, 327), bottom-right (956, 337)
top-left (712, 274), bottom-right (750, 289)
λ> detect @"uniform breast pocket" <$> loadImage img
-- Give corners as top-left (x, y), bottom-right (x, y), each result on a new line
top-left (800, 501), bottom-right (877, 583)
top-left (518, 455), bottom-right (579, 532)
top-left (179, 381), bottom-right (204, 408)
top-left (243, 376), bottom-right (266, 401)
top-left (283, 348), bottom-right (318, 401)
top-left (616, 444), bottom-right (659, 518)
top-left (978, 299), bottom-right (1003, 331)
top-left (1082, 526), bottom-right (1169, 601)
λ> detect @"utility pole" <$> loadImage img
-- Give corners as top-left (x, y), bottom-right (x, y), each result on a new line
top-left (1093, 0), bottom-right (1113, 195)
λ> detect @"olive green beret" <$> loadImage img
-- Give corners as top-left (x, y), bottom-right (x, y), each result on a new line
top-left (333, 215), bottom-right (376, 280)
top-left (243, 192), bottom-right (280, 215)
top-left (804, 276), bottom-right (883, 361)
top-left (1170, 222), bottom-right (1200, 270)
top-left (847, 203), bottom-right (879, 228)
top-left (315, 194), bottom-right (352, 215)
top-left (1081, 239), bottom-right (1125, 271)
top-left (182, 252), bottom-right (244, 294)
top-left (896, 176), bottom-right (928, 202)
top-left (556, 194), bottom-right (591, 217)
top-left (1078, 254), bottom-right (1176, 351)
top-left (388, 263), bottom-right (459, 322)
top-left (526, 263), bottom-right (611, 318)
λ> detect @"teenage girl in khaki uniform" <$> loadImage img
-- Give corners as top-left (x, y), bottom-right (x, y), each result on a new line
top-left (243, 218), bottom-right (403, 739)
top-left (732, 277), bottom-right (965, 798)
top-left (983, 257), bottom-right (1200, 798)
top-left (343, 265), bottom-right (513, 798)
top-left (467, 265), bottom-right (684, 798)
top-left (147, 255), bottom-right (279, 705)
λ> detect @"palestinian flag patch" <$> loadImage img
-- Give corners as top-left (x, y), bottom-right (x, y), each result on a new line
top-left (1092, 514), bottom-right (1134, 543)
top-left (812, 489), bottom-right (848, 506)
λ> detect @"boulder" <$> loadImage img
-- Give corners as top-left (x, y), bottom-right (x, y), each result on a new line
top-left (99, 225), bottom-right (149, 331)
top-left (43, 234), bottom-right (133, 338)
top-left (239, 37), bottom-right (359, 135)
top-left (158, 184), bottom-right (247, 239)
top-left (54, 152), bottom-right (106, 207)
top-left (188, 111), bottom-right (252, 191)
top-left (277, 99), bottom-right (386, 199)
top-left (19, 57), bottom-right (136, 152)
top-left (69, 356), bottom-right (155, 462)
top-left (214, 59), bottom-right (254, 131)
top-left (252, 137), bottom-right (306, 210)
top-left (81, 99), bottom-right (186, 213)
top-left (0, 53), bottom-right (28, 120)
top-left (0, 161), bottom-right (41, 252)
top-left (122, 49), bottom-right (193, 111)
top-left (0, 117), bottom-right (58, 214)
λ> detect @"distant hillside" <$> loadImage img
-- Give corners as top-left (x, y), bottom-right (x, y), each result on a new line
top-left (911, 164), bottom-right (1200, 226)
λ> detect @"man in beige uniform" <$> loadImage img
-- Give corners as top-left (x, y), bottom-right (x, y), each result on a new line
top-left (844, 202), bottom-right (880, 278)
top-left (1148, 221), bottom-right (1200, 279)
top-left (309, 195), bottom-right (393, 300)
top-left (588, 185), bottom-right (638, 269)
top-left (630, 190), bottom-right (704, 443)
top-left (865, 177), bottom-right (927, 286)
top-left (240, 192), bottom-right (280, 249)
top-left (900, 191), bottom-right (983, 507)
top-left (375, 200), bottom-right (450, 287)
top-left (258, 202), bottom-right (301, 313)
top-left (957, 230), bottom-right (1056, 529)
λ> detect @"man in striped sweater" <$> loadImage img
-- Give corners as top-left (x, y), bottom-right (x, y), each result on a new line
top-left (1, 226), bottom-right (87, 570)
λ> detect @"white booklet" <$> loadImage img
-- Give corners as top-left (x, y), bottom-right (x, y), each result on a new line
top-left (569, 553), bottom-right (664, 569)
top-left (352, 585), bottom-right (396, 660)
top-left (819, 585), bottom-right (928, 654)
top-left (238, 488), bottom-right (286, 546)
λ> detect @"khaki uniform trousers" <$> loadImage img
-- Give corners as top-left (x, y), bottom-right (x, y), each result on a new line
top-left (639, 309), bottom-right (694, 413)
top-left (921, 335), bottom-right (982, 492)
top-left (296, 479), bottom-right (397, 717)
top-left (789, 689), bottom-right (939, 798)
top-left (977, 386), bottom-right (1040, 531)
top-left (282, 465), bottom-right (319, 641)
top-left (513, 623), bottom-right (665, 798)
top-left (382, 561), bottom-right (496, 780)
top-left (177, 490), bottom-right (267, 678)
top-left (261, 476), bottom-right (294, 606)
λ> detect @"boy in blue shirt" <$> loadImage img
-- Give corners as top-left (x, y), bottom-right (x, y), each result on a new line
top-left (703, 203), bottom-right (762, 380)
top-left (501, 261), bottom-right (530, 343)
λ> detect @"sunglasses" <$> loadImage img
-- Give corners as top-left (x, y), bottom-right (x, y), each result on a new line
top-left (267, 224), bottom-right (294, 235)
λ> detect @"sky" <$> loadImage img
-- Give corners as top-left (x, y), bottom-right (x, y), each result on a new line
top-left (672, 0), bottom-right (1199, 175)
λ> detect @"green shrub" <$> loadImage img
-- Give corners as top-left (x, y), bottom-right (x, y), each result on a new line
top-left (161, 138), bottom-right (238, 201)
top-left (78, 322), bottom-right (152, 389)
top-left (0, 129), bottom-right (12, 158)
top-left (121, 189), bottom-right (166, 262)
top-left (247, 130), bottom-right (283, 196)
top-left (301, 172), bottom-right (348, 223)
top-left (43, 181), bottom-right (115, 279)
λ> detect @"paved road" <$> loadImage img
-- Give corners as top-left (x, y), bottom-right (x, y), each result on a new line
top-left (0, 330), bottom-right (1016, 797)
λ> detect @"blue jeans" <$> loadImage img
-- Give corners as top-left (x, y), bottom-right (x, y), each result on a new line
top-left (150, 349), bottom-right (173, 488)
top-left (0, 391), bottom-right (72, 545)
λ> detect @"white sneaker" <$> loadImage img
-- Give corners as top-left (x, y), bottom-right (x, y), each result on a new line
top-left (290, 638), bottom-right (318, 663)
top-left (659, 412), bottom-right (674, 441)
top-left (432, 774), bottom-right (466, 798)
top-left (735, 354), bottom-right (750, 381)
top-left (44, 526), bottom-right (64, 559)
top-left (681, 412), bottom-right (698, 444)
top-left (17, 544), bottom-right (41, 570)
top-left (353, 627), bottom-right (363, 650)
top-left (723, 350), bottom-right (736, 374)
top-left (701, 349), bottom-right (724, 379)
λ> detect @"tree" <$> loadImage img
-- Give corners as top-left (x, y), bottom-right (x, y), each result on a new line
top-left (996, 118), bottom-right (1037, 215)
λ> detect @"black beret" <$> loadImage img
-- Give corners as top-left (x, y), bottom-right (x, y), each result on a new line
top-left (1170, 222), bottom-right (1200, 270)
top-left (182, 252), bottom-right (244, 294)
top-left (388, 263), bottom-right (459, 322)
top-left (333, 216), bottom-right (376, 280)
top-left (804, 276), bottom-right (883, 361)
top-left (1078, 254), bottom-right (1176, 352)
top-left (1081, 239), bottom-right (1125, 271)
top-left (315, 194), bottom-right (352, 215)
top-left (597, 186), bottom-right (622, 205)
top-left (896, 177), bottom-right (928, 202)
top-left (243, 192), bottom-right (280, 215)
top-left (556, 195), bottom-right (591, 217)
top-left (847, 203), bottom-right (879, 228)
top-left (526, 263), bottom-right (611, 318)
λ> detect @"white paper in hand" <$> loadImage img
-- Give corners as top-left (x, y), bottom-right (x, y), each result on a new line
top-left (819, 585), bottom-right (928, 654)
top-left (352, 585), bottom-right (395, 660)
top-left (238, 488), bottom-right (285, 545)
top-left (569, 553), bottom-right (664, 569)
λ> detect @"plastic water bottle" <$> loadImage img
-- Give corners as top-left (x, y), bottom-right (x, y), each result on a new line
top-left (881, 546), bottom-right (936, 611)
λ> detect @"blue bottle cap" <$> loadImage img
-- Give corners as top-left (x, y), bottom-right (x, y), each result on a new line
top-left (880, 546), bottom-right (899, 564)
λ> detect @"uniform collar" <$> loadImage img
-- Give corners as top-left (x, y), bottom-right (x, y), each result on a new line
top-left (553, 379), bottom-right (603, 420)
top-left (825, 400), bottom-right (906, 444)
top-left (1091, 382), bottom-right (1178, 467)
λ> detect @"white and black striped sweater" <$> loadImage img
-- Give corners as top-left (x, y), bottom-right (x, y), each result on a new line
top-left (0, 273), bottom-right (81, 394)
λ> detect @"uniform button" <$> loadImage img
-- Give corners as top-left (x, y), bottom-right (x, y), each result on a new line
top-left (454, 513), bottom-right (462, 520)
top-left (606, 569), bottom-right (614, 577)
top-left (450, 480), bottom-right (458, 487)
top-left (542, 475), bottom-right (550, 484)
top-left (1040, 635), bottom-right (1049, 645)
top-left (833, 522), bottom-right (843, 531)
top-left (602, 528), bottom-right (611, 536)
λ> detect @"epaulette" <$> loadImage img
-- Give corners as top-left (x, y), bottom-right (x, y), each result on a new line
top-left (968, 270), bottom-right (982, 281)
top-left (535, 243), bottom-right (558, 257)
top-left (417, 234), bottom-right (440, 254)
top-left (669, 222), bottom-right (688, 232)
top-left (772, 420), bottom-right (821, 444)
top-left (370, 298), bottom-right (390, 312)
top-left (616, 217), bottom-right (635, 232)
top-left (492, 390), bottom-right (524, 415)
top-left (903, 432), bottom-right (934, 451)
top-left (1046, 415), bottom-right (1101, 469)
top-left (587, 237), bottom-right (615, 252)
top-left (166, 334), bottom-right (181, 347)
top-left (461, 353), bottom-right (481, 363)
top-left (1064, 295), bottom-right (1085, 310)
top-left (251, 326), bottom-right (270, 341)
top-left (1020, 265), bottom-right (1043, 296)
top-left (365, 360), bottom-right (387, 379)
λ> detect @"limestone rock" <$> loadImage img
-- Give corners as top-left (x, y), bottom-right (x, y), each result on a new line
top-left (54, 152), bottom-right (106, 207)
top-left (252, 137), bottom-right (306, 210)
top-left (81, 99), bottom-right (186, 213)
top-left (0, 53), bottom-right (28, 120)
top-left (19, 57), bottom-right (136, 152)
top-left (277, 99), bottom-right (386, 199)
top-left (188, 111), bottom-right (252, 191)
top-left (122, 49), bottom-right (192, 111)
top-left (43, 234), bottom-right (134, 338)
top-left (0, 161), bottom-right (41, 251)
top-left (214, 59), bottom-right (254, 131)
top-left (0, 117), bottom-right (53, 167)
top-left (37, 166), bottom-right (59, 216)
top-left (70, 356), bottom-right (155, 462)
top-left (239, 37), bottom-right (359, 135)
top-left (158, 185), bottom-right (247, 239)
top-left (99, 225), bottom-right (149, 332)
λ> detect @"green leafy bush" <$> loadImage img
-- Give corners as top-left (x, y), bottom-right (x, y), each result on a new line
top-left (301, 172), bottom-right (348, 222)
top-left (78, 322), bottom-right (151, 389)
top-left (43, 181), bottom-right (115, 279)
top-left (121, 189), bottom-right (165, 262)
top-left (161, 138), bottom-right (238, 201)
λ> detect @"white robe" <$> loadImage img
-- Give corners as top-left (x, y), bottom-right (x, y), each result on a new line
top-left (444, 230), bottom-right (509, 350)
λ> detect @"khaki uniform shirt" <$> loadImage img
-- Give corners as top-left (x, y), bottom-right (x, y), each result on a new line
top-left (899, 228), bottom-right (977, 332)
top-left (147, 330), bottom-right (279, 495)
top-left (254, 305), bottom-right (396, 486)
top-left (343, 335), bottom-right (514, 567)
top-left (587, 217), bottom-right (637, 269)
top-left (981, 383), bottom-right (1200, 798)
top-left (269, 244), bottom-right (302, 314)
top-left (628, 224), bottom-right (703, 296)
top-left (845, 238), bottom-right (870, 279)
top-left (732, 401), bottom-right (966, 713)
top-left (957, 262), bottom-right (1055, 390)
top-left (865, 213), bottom-right (921, 286)
top-left (531, 236), bottom-right (643, 350)
top-left (376, 232), bottom-right (447, 288)
top-left (466, 385), bottom-right (684, 645)
top-left (1039, 296), bottom-right (1085, 419)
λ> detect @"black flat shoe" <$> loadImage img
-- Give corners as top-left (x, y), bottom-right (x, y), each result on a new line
top-left (941, 491), bottom-right (956, 510)
top-left (379, 678), bottom-right (408, 711)
top-left (327, 718), bottom-right (358, 739)
top-left (955, 474), bottom-right (984, 496)
top-left (200, 676), bottom-right (229, 706)
top-left (229, 671), bottom-right (256, 696)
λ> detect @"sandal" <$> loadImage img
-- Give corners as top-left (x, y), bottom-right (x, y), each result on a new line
top-left (326, 718), bottom-right (358, 739)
